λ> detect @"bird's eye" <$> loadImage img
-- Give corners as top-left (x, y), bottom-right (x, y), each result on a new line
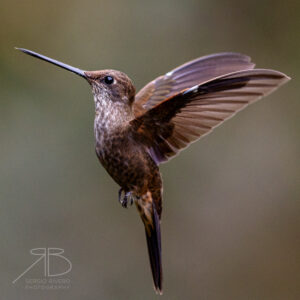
top-left (104, 76), bottom-right (114, 85)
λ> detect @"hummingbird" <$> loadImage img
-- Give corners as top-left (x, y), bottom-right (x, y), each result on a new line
top-left (16, 47), bottom-right (290, 294)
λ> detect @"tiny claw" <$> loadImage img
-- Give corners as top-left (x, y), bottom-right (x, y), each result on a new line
top-left (118, 188), bottom-right (123, 203)
top-left (118, 188), bottom-right (134, 208)
top-left (122, 193), bottom-right (129, 208)
top-left (118, 188), bottom-right (126, 207)
top-left (125, 191), bottom-right (134, 207)
top-left (129, 195), bottom-right (134, 206)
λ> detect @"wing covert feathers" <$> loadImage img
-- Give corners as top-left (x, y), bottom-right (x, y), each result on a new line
top-left (134, 52), bottom-right (255, 116)
top-left (131, 68), bottom-right (290, 164)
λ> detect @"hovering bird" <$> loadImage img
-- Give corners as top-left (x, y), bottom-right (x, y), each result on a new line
top-left (16, 48), bottom-right (290, 294)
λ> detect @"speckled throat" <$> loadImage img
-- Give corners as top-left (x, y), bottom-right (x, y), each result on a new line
top-left (92, 93), bottom-right (134, 159)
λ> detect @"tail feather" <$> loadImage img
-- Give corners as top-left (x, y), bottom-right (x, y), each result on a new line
top-left (145, 203), bottom-right (162, 294)
top-left (136, 194), bottom-right (163, 295)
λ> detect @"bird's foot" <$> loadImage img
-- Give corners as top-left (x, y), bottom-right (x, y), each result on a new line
top-left (118, 188), bottom-right (134, 208)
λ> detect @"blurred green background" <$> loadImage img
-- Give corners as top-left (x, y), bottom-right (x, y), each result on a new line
top-left (0, 0), bottom-right (299, 299)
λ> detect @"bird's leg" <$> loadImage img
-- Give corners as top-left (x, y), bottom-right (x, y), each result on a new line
top-left (118, 188), bottom-right (126, 207)
top-left (126, 191), bottom-right (134, 207)
top-left (118, 188), bottom-right (134, 208)
top-left (118, 188), bottom-right (123, 204)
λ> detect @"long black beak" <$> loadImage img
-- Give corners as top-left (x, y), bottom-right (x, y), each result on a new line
top-left (15, 48), bottom-right (86, 78)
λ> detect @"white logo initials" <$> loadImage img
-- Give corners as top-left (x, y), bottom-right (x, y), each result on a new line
top-left (13, 248), bottom-right (72, 284)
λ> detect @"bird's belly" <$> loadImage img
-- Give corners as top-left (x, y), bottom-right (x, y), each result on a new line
top-left (95, 140), bottom-right (151, 193)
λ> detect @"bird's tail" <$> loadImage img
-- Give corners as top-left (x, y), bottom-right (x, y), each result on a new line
top-left (136, 192), bottom-right (163, 295)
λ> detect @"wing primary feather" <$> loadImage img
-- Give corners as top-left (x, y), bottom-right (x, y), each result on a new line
top-left (131, 68), bottom-right (290, 164)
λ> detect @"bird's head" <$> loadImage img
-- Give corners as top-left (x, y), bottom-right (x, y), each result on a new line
top-left (85, 70), bottom-right (135, 106)
top-left (15, 48), bottom-right (136, 108)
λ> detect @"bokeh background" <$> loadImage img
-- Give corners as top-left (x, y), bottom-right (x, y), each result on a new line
top-left (0, 0), bottom-right (299, 299)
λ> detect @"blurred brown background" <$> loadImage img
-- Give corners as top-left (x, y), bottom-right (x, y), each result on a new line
top-left (0, 0), bottom-right (299, 299)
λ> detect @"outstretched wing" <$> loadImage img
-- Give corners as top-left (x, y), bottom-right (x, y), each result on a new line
top-left (130, 69), bottom-right (290, 164)
top-left (133, 53), bottom-right (255, 116)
